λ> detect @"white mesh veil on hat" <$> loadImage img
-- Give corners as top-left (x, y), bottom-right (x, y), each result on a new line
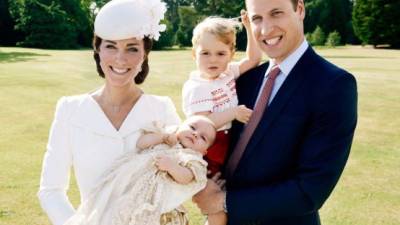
top-left (94, 0), bottom-right (167, 41)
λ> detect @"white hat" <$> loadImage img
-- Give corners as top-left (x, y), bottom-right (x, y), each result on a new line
top-left (94, 0), bottom-right (167, 41)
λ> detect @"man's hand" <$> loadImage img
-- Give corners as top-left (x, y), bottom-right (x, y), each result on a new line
top-left (193, 173), bottom-right (226, 215)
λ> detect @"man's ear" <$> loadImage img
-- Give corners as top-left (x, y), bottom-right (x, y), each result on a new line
top-left (297, 0), bottom-right (306, 20)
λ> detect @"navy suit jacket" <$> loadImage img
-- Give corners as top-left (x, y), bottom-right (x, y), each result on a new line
top-left (225, 47), bottom-right (358, 225)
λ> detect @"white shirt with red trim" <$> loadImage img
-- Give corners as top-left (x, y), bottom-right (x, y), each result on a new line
top-left (182, 62), bottom-right (240, 130)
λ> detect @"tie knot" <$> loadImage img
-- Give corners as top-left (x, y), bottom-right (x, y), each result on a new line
top-left (268, 65), bottom-right (280, 80)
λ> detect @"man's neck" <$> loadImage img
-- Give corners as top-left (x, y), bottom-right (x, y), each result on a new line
top-left (273, 36), bottom-right (305, 64)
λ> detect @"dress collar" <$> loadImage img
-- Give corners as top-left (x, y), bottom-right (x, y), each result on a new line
top-left (69, 94), bottom-right (145, 138)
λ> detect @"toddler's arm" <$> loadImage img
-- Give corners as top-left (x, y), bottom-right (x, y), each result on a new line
top-left (154, 155), bottom-right (194, 184)
top-left (137, 133), bottom-right (178, 150)
top-left (195, 105), bottom-right (252, 129)
top-left (237, 10), bottom-right (262, 75)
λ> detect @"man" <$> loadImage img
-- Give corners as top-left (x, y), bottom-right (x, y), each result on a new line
top-left (193, 0), bottom-right (358, 224)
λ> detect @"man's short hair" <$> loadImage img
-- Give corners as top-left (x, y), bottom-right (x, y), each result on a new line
top-left (291, 0), bottom-right (299, 10)
top-left (246, 0), bottom-right (299, 11)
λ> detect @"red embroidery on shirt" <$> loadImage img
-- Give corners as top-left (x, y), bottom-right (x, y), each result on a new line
top-left (212, 94), bottom-right (228, 102)
top-left (190, 98), bottom-right (213, 105)
top-left (211, 88), bottom-right (223, 95)
top-left (226, 79), bottom-right (235, 88)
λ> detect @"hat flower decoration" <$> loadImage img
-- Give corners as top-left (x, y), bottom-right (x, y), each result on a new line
top-left (94, 0), bottom-right (167, 41)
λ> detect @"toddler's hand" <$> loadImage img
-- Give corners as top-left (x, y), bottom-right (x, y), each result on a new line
top-left (163, 134), bottom-right (178, 146)
top-left (154, 155), bottom-right (176, 172)
top-left (234, 105), bottom-right (253, 124)
top-left (241, 9), bottom-right (251, 30)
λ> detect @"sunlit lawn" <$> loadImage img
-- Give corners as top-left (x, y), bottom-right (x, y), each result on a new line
top-left (0, 45), bottom-right (399, 225)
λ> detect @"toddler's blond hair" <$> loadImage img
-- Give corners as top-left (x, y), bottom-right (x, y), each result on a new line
top-left (192, 16), bottom-right (241, 52)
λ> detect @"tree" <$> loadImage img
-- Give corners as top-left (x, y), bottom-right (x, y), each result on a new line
top-left (22, 1), bottom-right (76, 48)
top-left (0, 0), bottom-right (20, 45)
top-left (163, 0), bottom-right (190, 33)
top-left (353, 0), bottom-right (400, 48)
top-left (304, 0), bottom-right (354, 44)
top-left (310, 26), bottom-right (326, 46)
top-left (190, 0), bottom-right (247, 50)
top-left (176, 6), bottom-right (202, 47)
top-left (326, 31), bottom-right (341, 47)
top-left (10, 0), bottom-right (99, 49)
top-left (153, 19), bottom-right (175, 49)
top-left (14, 0), bottom-right (78, 49)
top-left (192, 0), bottom-right (244, 18)
top-left (62, 0), bottom-right (94, 47)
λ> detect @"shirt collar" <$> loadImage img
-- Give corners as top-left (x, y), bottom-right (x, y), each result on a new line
top-left (189, 70), bottom-right (228, 82)
top-left (265, 39), bottom-right (309, 78)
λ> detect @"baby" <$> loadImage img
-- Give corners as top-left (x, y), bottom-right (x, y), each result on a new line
top-left (64, 116), bottom-right (216, 225)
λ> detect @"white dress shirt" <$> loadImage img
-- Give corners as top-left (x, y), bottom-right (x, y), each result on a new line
top-left (256, 39), bottom-right (309, 104)
top-left (38, 94), bottom-right (181, 225)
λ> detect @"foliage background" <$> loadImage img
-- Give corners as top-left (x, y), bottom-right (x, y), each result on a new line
top-left (1, 0), bottom-right (399, 49)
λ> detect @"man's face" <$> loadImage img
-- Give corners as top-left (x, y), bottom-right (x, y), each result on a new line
top-left (246, 0), bottom-right (305, 63)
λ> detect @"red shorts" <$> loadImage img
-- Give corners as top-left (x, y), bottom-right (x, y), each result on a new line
top-left (205, 130), bottom-right (230, 177)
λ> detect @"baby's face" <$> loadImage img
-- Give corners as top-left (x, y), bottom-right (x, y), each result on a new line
top-left (176, 117), bottom-right (216, 155)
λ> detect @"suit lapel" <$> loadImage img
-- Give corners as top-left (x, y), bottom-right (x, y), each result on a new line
top-left (240, 47), bottom-right (316, 162)
top-left (229, 62), bottom-right (269, 149)
top-left (240, 62), bottom-right (269, 109)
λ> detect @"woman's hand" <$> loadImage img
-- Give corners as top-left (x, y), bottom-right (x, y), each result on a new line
top-left (154, 155), bottom-right (176, 172)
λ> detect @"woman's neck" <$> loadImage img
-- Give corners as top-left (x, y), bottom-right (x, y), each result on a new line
top-left (99, 83), bottom-right (141, 106)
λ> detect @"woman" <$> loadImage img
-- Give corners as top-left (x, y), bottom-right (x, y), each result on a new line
top-left (37, 0), bottom-right (181, 225)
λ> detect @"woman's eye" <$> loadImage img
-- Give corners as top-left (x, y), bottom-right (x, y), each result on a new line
top-left (105, 45), bottom-right (116, 49)
top-left (128, 48), bottom-right (138, 52)
top-left (190, 125), bottom-right (195, 130)
top-left (218, 52), bottom-right (226, 56)
top-left (201, 52), bottom-right (209, 55)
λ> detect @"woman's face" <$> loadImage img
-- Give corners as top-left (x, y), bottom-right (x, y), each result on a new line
top-left (98, 38), bottom-right (145, 87)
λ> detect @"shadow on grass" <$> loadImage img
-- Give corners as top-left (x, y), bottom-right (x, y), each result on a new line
top-left (0, 51), bottom-right (50, 63)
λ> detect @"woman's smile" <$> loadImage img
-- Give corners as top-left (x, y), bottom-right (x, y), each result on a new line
top-left (110, 66), bottom-right (131, 75)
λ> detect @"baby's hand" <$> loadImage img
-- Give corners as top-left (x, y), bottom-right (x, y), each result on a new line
top-left (163, 134), bottom-right (178, 146)
top-left (235, 105), bottom-right (253, 124)
top-left (241, 9), bottom-right (251, 30)
top-left (154, 155), bottom-right (176, 172)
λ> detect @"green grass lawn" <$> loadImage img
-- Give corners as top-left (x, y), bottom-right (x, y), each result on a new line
top-left (0, 46), bottom-right (399, 225)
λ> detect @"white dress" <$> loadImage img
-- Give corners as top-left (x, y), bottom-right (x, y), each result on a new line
top-left (38, 94), bottom-right (181, 225)
top-left (63, 123), bottom-right (207, 225)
